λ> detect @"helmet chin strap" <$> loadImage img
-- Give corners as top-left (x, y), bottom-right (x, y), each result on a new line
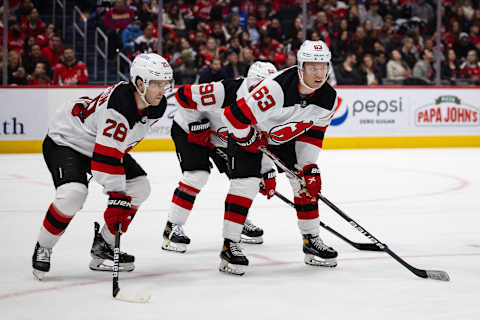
top-left (135, 81), bottom-right (151, 107)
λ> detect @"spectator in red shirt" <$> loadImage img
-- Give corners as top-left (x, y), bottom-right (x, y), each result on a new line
top-left (253, 34), bottom-right (285, 67)
top-left (53, 47), bottom-right (88, 85)
top-left (24, 43), bottom-right (51, 76)
top-left (28, 61), bottom-right (52, 85)
top-left (7, 18), bottom-right (26, 56)
top-left (21, 7), bottom-right (46, 37)
top-left (459, 49), bottom-right (480, 85)
top-left (103, 0), bottom-right (135, 58)
top-left (193, 0), bottom-right (215, 21)
top-left (41, 34), bottom-right (63, 67)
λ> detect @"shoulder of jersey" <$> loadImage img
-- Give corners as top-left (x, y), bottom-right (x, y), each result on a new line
top-left (221, 78), bottom-right (244, 108)
top-left (309, 82), bottom-right (337, 111)
top-left (106, 82), bottom-right (141, 129)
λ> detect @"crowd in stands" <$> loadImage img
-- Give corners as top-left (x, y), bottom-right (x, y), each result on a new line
top-left (1, 0), bottom-right (480, 86)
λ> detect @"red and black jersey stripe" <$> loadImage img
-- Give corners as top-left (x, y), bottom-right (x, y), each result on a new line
top-left (91, 143), bottom-right (125, 175)
top-left (171, 182), bottom-right (200, 211)
top-left (175, 85), bottom-right (197, 110)
top-left (294, 196), bottom-right (319, 220)
top-left (224, 194), bottom-right (253, 224)
top-left (296, 125), bottom-right (327, 148)
top-left (43, 203), bottom-right (73, 235)
top-left (224, 97), bottom-right (257, 130)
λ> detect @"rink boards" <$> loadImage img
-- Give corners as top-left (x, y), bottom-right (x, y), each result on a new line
top-left (0, 85), bottom-right (479, 153)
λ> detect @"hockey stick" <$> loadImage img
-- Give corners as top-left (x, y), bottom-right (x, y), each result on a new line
top-left (260, 146), bottom-right (450, 281)
top-left (271, 190), bottom-right (382, 251)
top-left (113, 223), bottom-right (151, 303)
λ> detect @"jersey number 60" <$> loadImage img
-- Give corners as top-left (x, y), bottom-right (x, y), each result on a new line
top-left (252, 86), bottom-right (275, 111)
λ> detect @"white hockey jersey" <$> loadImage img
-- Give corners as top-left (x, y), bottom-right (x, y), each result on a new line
top-left (48, 81), bottom-right (166, 192)
top-left (172, 77), bottom-right (263, 148)
top-left (222, 66), bottom-right (340, 168)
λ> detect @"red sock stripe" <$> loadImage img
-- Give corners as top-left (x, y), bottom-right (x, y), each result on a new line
top-left (224, 211), bottom-right (247, 224)
top-left (225, 194), bottom-right (253, 208)
top-left (294, 196), bottom-right (319, 220)
top-left (172, 190), bottom-right (196, 211)
top-left (178, 182), bottom-right (200, 195)
top-left (43, 204), bottom-right (72, 235)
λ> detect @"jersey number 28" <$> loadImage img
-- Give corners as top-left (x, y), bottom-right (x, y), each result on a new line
top-left (103, 119), bottom-right (127, 142)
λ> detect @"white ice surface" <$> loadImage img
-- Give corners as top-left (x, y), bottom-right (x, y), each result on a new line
top-left (1, 149), bottom-right (479, 320)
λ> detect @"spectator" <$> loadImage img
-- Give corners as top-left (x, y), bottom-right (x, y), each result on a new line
top-left (35, 23), bottom-right (55, 48)
top-left (386, 49), bottom-right (410, 82)
top-left (411, 0), bottom-right (434, 27)
top-left (239, 30), bottom-right (252, 49)
top-left (103, 0), bottom-right (135, 57)
top-left (7, 18), bottom-right (26, 55)
top-left (401, 37), bottom-right (418, 69)
top-left (239, 47), bottom-right (255, 65)
top-left (200, 37), bottom-right (218, 64)
top-left (374, 51), bottom-right (387, 83)
top-left (459, 49), bottom-right (480, 85)
top-left (246, 15), bottom-right (260, 45)
top-left (41, 34), bottom-right (63, 67)
top-left (28, 61), bottom-right (51, 85)
top-left (224, 49), bottom-right (249, 79)
top-left (360, 53), bottom-right (380, 85)
top-left (163, 3), bottom-right (186, 35)
top-left (253, 34), bottom-right (285, 67)
top-left (441, 48), bottom-right (460, 84)
top-left (211, 22), bottom-right (227, 46)
top-left (468, 23), bottom-right (480, 51)
top-left (134, 22), bottom-right (155, 54)
top-left (223, 13), bottom-right (243, 41)
top-left (412, 48), bottom-right (434, 84)
top-left (363, 0), bottom-right (383, 29)
top-left (21, 7), bottom-right (46, 37)
top-left (193, 0), bottom-right (215, 21)
top-left (334, 52), bottom-right (366, 85)
top-left (174, 49), bottom-right (198, 85)
top-left (8, 50), bottom-right (28, 85)
top-left (24, 43), bottom-right (51, 76)
top-left (313, 11), bottom-right (332, 47)
top-left (267, 18), bottom-right (284, 43)
top-left (198, 56), bottom-right (226, 83)
top-left (282, 51), bottom-right (297, 69)
top-left (121, 19), bottom-right (143, 55)
top-left (377, 14), bottom-right (394, 45)
top-left (53, 47), bottom-right (88, 85)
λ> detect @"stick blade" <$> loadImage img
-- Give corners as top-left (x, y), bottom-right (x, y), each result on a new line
top-left (114, 289), bottom-right (151, 303)
top-left (426, 270), bottom-right (450, 282)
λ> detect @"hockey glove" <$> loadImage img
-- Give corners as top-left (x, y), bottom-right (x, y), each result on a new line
top-left (233, 128), bottom-right (268, 153)
top-left (104, 192), bottom-right (133, 234)
top-left (259, 169), bottom-right (276, 199)
top-left (187, 119), bottom-right (211, 147)
top-left (298, 164), bottom-right (321, 200)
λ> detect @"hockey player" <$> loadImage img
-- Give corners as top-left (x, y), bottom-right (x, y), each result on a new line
top-left (219, 40), bottom-right (340, 275)
top-left (31, 53), bottom-right (173, 280)
top-left (162, 61), bottom-right (278, 253)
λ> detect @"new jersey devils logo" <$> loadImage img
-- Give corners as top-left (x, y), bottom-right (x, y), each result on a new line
top-left (268, 121), bottom-right (314, 142)
top-left (216, 127), bottom-right (229, 142)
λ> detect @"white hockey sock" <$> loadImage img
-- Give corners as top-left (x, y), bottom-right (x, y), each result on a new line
top-left (38, 226), bottom-right (62, 249)
top-left (101, 224), bottom-right (116, 246)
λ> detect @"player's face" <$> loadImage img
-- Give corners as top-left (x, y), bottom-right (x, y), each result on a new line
top-left (302, 62), bottom-right (328, 89)
top-left (146, 80), bottom-right (170, 105)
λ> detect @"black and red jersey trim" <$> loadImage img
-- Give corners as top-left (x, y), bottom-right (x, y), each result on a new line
top-left (175, 85), bottom-right (197, 110)
top-left (91, 143), bottom-right (125, 175)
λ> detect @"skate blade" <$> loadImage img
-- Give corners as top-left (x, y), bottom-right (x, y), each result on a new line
top-left (32, 269), bottom-right (47, 281)
top-left (304, 255), bottom-right (337, 268)
top-left (219, 259), bottom-right (246, 276)
top-left (114, 289), bottom-right (151, 303)
top-left (240, 235), bottom-right (263, 244)
top-left (161, 239), bottom-right (187, 253)
top-left (89, 258), bottom-right (134, 272)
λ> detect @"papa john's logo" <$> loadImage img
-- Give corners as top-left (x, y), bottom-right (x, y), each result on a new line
top-left (415, 95), bottom-right (479, 127)
top-left (268, 121), bottom-right (314, 143)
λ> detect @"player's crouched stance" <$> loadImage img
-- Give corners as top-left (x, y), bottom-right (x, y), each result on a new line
top-left (32, 53), bottom-right (173, 280)
top-left (219, 41), bottom-right (339, 275)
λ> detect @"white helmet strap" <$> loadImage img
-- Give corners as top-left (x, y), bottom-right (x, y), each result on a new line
top-left (134, 76), bottom-right (151, 106)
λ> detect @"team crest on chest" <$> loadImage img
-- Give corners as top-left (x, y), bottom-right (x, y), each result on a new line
top-left (268, 121), bottom-right (314, 143)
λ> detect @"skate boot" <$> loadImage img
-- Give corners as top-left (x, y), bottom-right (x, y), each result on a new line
top-left (303, 234), bottom-right (338, 267)
top-left (89, 222), bottom-right (135, 272)
top-left (219, 239), bottom-right (249, 276)
top-left (32, 242), bottom-right (52, 280)
top-left (240, 219), bottom-right (264, 244)
top-left (162, 221), bottom-right (191, 253)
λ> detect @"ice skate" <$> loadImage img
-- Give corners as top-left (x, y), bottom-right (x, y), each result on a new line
top-left (240, 219), bottom-right (264, 244)
top-left (162, 221), bottom-right (191, 253)
top-left (32, 242), bottom-right (52, 280)
top-left (89, 222), bottom-right (134, 272)
top-left (303, 234), bottom-right (338, 267)
top-left (219, 239), bottom-right (249, 276)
